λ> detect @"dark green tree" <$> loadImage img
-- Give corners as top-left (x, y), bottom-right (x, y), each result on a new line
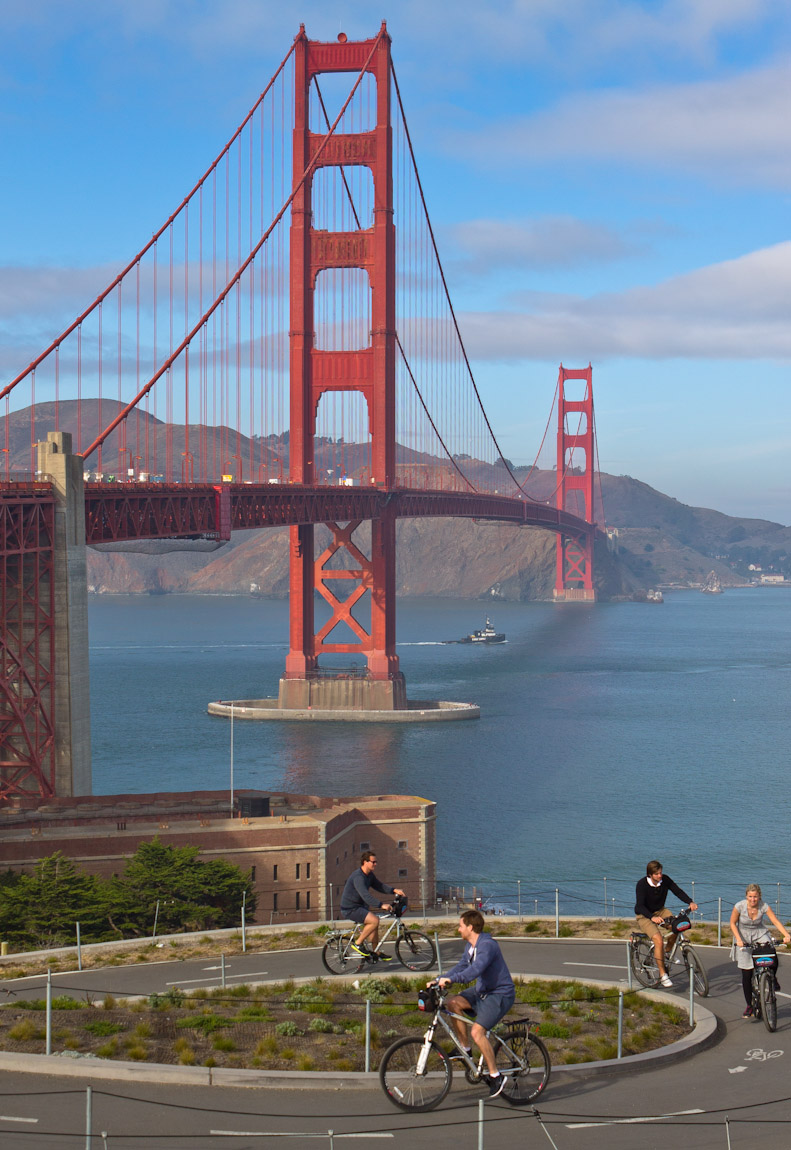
top-left (0, 853), bottom-right (108, 948)
top-left (107, 839), bottom-right (255, 936)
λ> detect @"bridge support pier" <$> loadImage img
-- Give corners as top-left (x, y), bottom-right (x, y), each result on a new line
top-left (37, 432), bottom-right (92, 795)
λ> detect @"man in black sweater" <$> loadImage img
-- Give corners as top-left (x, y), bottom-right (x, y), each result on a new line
top-left (634, 860), bottom-right (698, 987)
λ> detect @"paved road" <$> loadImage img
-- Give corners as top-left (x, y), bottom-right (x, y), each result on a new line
top-left (2, 938), bottom-right (791, 1148)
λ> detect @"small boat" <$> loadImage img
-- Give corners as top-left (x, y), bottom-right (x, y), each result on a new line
top-left (701, 572), bottom-right (723, 595)
top-left (457, 618), bottom-right (506, 645)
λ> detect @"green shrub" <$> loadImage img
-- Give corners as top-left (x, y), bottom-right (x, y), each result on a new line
top-left (84, 1020), bottom-right (125, 1037)
top-left (177, 1014), bottom-right (232, 1035)
top-left (308, 1017), bottom-right (335, 1033)
top-left (285, 988), bottom-right (332, 1014)
top-left (536, 1023), bottom-right (570, 1039)
top-left (212, 1035), bottom-right (237, 1052)
top-left (276, 1020), bottom-right (301, 1037)
top-left (8, 1019), bottom-right (44, 1041)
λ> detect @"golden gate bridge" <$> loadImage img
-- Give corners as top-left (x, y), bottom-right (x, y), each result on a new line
top-left (0, 24), bottom-right (603, 804)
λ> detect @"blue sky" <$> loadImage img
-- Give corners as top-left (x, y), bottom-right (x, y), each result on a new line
top-left (0, 0), bottom-right (788, 522)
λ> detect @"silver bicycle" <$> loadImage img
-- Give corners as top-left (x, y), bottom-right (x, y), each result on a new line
top-left (379, 983), bottom-right (550, 1112)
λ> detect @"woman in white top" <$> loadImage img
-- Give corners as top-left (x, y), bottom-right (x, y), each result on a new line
top-left (730, 883), bottom-right (790, 1018)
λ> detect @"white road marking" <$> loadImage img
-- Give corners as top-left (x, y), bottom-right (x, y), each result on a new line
top-left (166, 971), bottom-right (268, 986)
top-left (211, 1133), bottom-right (392, 1139)
top-left (776, 991), bottom-right (791, 999)
top-left (729, 1067), bottom-right (747, 1073)
top-left (562, 963), bottom-right (627, 970)
top-left (566, 1108), bottom-right (703, 1129)
top-left (0, 1116), bottom-right (38, 1124)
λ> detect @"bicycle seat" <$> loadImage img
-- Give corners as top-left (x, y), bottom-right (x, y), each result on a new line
top-left (631, 931), bottom-right (648, 940)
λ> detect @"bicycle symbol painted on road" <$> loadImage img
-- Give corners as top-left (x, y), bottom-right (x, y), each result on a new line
top-left (745, 1048), bottom-right (784, 1062)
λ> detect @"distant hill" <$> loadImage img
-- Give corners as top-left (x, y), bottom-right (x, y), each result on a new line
top-left (3, 399), bottom-right (785, 599)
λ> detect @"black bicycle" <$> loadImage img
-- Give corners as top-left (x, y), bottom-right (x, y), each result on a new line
top-left (379, 983), bottom-right (550, 1112)
top-left (629, 908), bottom-right (709, 996)
top-left (747, 941), bottom-right (782, 1032)
top-left (321, 896), bottom-right (435, 974)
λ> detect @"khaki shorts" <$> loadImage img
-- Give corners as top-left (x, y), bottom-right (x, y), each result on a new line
top-left (635, 909), bottom-right (672, 938)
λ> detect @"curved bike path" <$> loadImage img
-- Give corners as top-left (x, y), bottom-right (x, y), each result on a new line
top-left (0, 937), bottom-right (789, 1149)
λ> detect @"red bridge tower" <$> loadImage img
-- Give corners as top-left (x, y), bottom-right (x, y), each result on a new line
top-left (279, 25), bottom-right (404, 710)
top-left (554, 365), bottom-right (596, 602)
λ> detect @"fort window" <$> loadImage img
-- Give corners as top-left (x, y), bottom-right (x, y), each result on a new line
top-left (273, 864), bottom-right (278, 881)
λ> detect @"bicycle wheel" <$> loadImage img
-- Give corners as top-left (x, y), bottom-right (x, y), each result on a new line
top-left (321, 933), bottom-right (364, 975)
top-left (630, 937), bottom-right (659, 988)
top-left (379, 1037), bottom-right (451, 1112)
top-left (493, 1027), bottom-right (551, 1105)
top-left (681, 948), bottom-right (709, 997)
top-left (395, 931), bottom-right (436, 971)
top-left (759, 972), bottom-right (778, 1032)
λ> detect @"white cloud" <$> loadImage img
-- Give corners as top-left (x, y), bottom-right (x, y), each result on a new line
top-left (458, 242), bottom-right (791, 361)
top-left (453, 60), bottom-right (791, 189)
top-left (449, 217), bottom-right (639, 273)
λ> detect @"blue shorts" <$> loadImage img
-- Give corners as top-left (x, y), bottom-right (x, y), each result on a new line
top-left (343, 906), bottom-right (374, 925)
top-left (458, 988), bottom-right (515, 1032)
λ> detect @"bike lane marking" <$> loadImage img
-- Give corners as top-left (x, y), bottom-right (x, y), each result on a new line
top-left (166, 970), bottom-right (269, 986)
top-left (562, 963), bottom-right (627, 970)
top-left (210, 1132), bottom-right (393, 1139)
top-left (566, 1108), bottom-right (703, 1129)
top-left (0, 1116), bottom-right (38, 1124)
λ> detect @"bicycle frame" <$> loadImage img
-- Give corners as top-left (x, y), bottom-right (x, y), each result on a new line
top-left (418, 1000), bottom-right (521, 1080)
top-left (331, 911), bottom-right (404, 958)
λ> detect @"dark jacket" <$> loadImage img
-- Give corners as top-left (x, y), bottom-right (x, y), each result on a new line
top-left (340, 868), bottom-right (394, 914)
top-left (635, 874), bottom-right (692, 918)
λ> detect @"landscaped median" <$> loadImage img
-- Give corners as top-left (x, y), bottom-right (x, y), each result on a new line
top-left (0, 973), bottom-right (697, 1073)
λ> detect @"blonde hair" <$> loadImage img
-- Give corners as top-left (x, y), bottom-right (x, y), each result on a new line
top-left (746, 883), bottom-right (762, 899)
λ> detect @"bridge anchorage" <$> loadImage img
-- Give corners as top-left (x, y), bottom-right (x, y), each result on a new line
top-left (1, 24), bottom-right (604, 800)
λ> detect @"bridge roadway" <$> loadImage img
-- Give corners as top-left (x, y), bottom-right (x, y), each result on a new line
top-left (1, 938), bottom-right (787, 1148)
top-left (82, 482), bottom-right (596, 544)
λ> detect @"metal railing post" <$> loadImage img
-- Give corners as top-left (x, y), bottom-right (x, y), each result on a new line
top-left (221, 953), bottom-right (226, 989)
top-left (478, 1098), bottom-right (485, 1150)
top-left (617, 990), bottom-right (623, 1058)
top-left (689, 962), bottom-right (695, 1026)
top-left (241, 891), bottom-right (247, 953)
top-left (626, 940), bottom-right (632, 990)
top-left (46, 969), bottom-right (52, 1055)
top-left (603, 877), bottom-right (607, 918)
top-left (517, 879), bottom-right (521, 922)
top-left (85, 1084), bottom-right (92, 1150)
top-left (718, 898), bottom-right (722, 948)
top-left (365, 999), bottom-right (371, 1073)
top-left (434, 931), bottom-right (442, 978)
top-left (555, 890), bottom-right (559, 937)
top-left (76, 922), bottom-right (82, 972)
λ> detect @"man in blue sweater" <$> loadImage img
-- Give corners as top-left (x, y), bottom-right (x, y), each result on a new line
top-left (438, 909), bottom-right (515, 1098)
top-left (340, 850), bottom-right (406, 958)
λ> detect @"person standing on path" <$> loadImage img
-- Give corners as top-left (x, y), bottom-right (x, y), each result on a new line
top-left (634, 860), bottom-right (698, 987)
top-left (730, 883), bottom-right (790, 1017)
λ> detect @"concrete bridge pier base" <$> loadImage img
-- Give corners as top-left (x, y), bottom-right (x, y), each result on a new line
top-left (37, 432), bottom-right (92, 796)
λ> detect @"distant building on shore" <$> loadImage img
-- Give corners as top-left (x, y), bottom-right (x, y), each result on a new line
top-left (0, 790), bottom-right (436, 924)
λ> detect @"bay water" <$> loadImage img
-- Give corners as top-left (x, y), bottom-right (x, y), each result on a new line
top-left (88, 589), bottom-right (791, 921)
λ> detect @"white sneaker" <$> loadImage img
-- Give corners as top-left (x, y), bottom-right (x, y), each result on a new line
top-left (660, 974), bottom-right (673, 988)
